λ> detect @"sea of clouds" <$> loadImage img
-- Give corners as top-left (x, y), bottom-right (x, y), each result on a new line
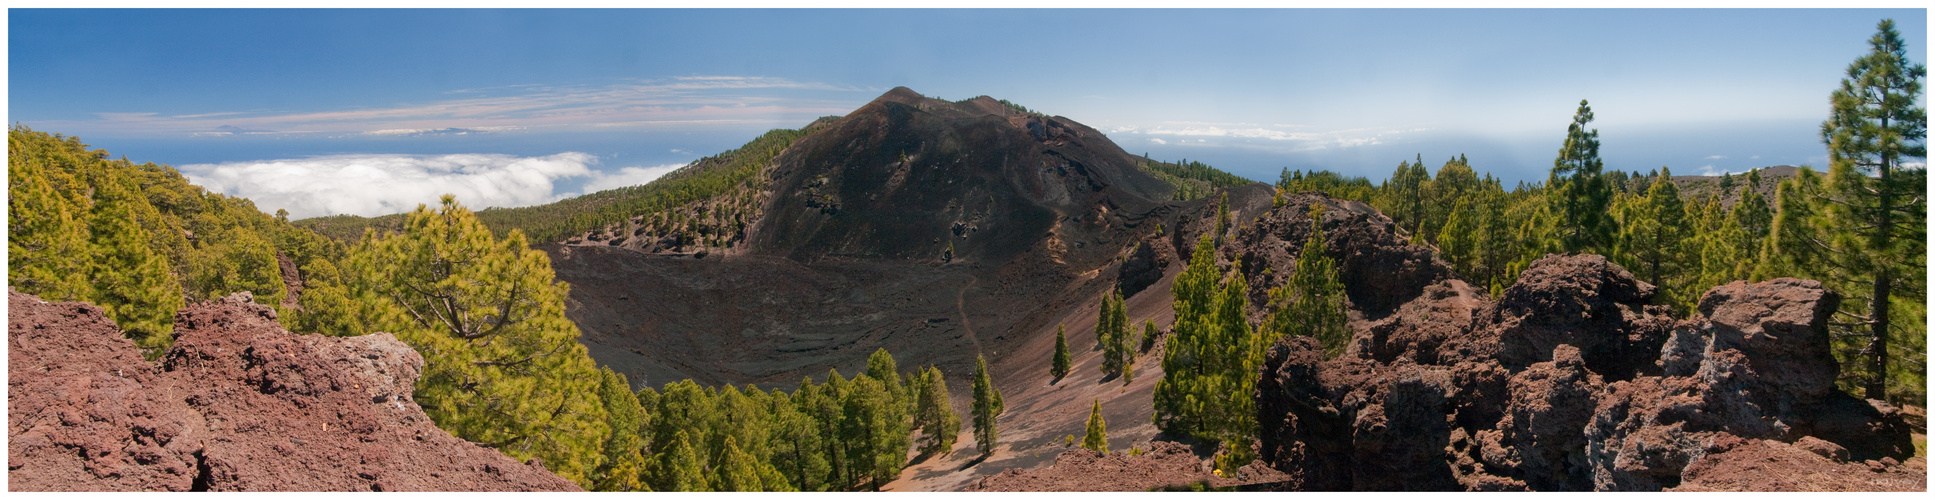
top-left (180, 153), bottom-right (687, 219)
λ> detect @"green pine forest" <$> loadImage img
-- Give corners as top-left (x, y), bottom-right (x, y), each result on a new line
top-left (6, 18), bottom-right (1924, 491)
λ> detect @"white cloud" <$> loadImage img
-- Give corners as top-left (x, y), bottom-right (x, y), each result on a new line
top-left (1750, 155), bottom-right (1761, 160)
top-left (1705, 155), bottom-right (1728, 160)
top-left (1150, 138), bottom-right (1168, 145)
top-left (180, 152), bottom-right (598, 219)
top-left (580, 164), bottom-right (687, 193)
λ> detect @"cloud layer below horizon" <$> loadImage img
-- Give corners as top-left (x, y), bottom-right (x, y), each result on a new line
top-left (181, 153), bottom-right (686, 219)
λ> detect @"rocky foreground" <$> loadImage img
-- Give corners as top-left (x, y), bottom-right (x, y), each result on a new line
top-left (1258, 254), bottom-right (1925, 491)
top-left (7, 291), bottom-right (579, 491)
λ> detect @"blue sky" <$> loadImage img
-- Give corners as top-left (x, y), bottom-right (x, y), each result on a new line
top-left (9, 8), bottom-right (1927, 218)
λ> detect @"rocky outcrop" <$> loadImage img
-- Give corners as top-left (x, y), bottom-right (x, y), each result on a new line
top-left (8, 290), bottom-right (579, 491)
top-left (1224, 192), bottom-right (1457, 319)
top-left (1255, 255), bottom-right (1922, 491)
top-left (1116, 237), bottom-right (1173, 299)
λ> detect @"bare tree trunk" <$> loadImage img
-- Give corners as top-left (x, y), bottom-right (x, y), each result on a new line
top-left (1866, 265), bottom-right (1892, 400)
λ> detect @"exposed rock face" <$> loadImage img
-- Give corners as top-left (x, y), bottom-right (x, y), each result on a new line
top-left (8, 290), bottom-right (580, 491)
top-left (1255, 254), bottom-right (1922, 491)
top-left (1116, 237), bottom-right (1173, 299)
top-left (1204, 191), bottom-right (1456, 320)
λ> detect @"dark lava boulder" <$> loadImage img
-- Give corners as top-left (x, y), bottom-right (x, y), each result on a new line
top-left (8, 290), bottom-right (579, 491)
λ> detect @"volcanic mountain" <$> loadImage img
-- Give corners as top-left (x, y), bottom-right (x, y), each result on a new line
top-left (549, 88), bottom-right (1205, 385)
top-left (543, 87), bottom-right (1249, 488)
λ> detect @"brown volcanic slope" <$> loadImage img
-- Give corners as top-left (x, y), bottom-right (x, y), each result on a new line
top-left (547, 87), bottom-right (1262, 489)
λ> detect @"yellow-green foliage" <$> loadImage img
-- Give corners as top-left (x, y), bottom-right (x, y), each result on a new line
top-left (332, 195), bottom-right (611, 485)
top-left (1082, 399), bottom-right (1108, 453)
top-left (8, 126), bottom-right (343, 351)
top-left (631, 358), bottom-right (924, 492)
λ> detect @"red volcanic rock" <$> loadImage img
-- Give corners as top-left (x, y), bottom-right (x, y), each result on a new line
top-left (1253, 253), bottom-right (1920, 491)
top-left (8, 290), bottom-right (579, 491)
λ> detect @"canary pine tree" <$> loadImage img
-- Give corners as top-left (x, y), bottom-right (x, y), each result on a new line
top-left (345, 195), bottom-right (611, 485)
top-left (1051, 324), bottom-right (1071, 381)
top-left (1082, 399), bottom-right (1109, 453)
top-left (971, 354), bottom-right (1004, 457)
top-left (1614, 167), bottom-right (1691, 309)
top-left (1777, 18), bottom-right (1928, 402)
top-left (914, 366), bottom-right (961, 456)
top-left (1265, 205), bottom-right (1351, 359)
top-left (1550, 99), bottom-right (1616, 255)
top-left (1099, 290), bottom-right (1133, 382)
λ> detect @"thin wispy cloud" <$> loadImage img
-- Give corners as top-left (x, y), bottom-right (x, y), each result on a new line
top-left (1705, 155), bottom-right (1728, 160)
top-left (1107, 123), bottom-right (1416, 152)
top-left (44, 76), bottom-right (867, 138)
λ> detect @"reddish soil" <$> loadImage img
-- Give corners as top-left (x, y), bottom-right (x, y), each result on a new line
top-left (964, 441), bottom-right (1291, 491)
top-left (1672, 434), bottom-right (1927, 491)
top-left (8, 290), bottom-right (578, 491)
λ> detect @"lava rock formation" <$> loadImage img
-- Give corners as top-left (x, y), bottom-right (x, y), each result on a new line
top-left (8, 290), bottom-right (579, 491)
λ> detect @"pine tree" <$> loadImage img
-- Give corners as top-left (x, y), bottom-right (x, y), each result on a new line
top-left (1550, 99), bottom-right (1616, 255)
top-left (1139, 319), bottom-right (1159, 353)
top-left (655, 430), bottom-right (710, 492)
top-left (840, 375), bottom-right (903, 491)
top-left (1265, 205), bottom-right (1351, 359)
top-left (1425, 156), bottom-right (1480, 243)
top-left (1155, 234), bottom-right (1219, 435)
top-left (1214, 191), bottom-right (1232, 245)
top-left (1099, 290), bottom-right (1133, 382)
top-left (1154, 233), bottom-right (1256, 441)
top-left (1615, 167), bottom-right (1691, 308)
top-left (1436, 198), bottom-right (1479, 279)
top-left (592, 368), bottom-right (650, 491)
top-left (971, 354), bottom-right (1004, 457)
top-left (913, 366), bottom-right (961, 456)
top-left (1802, 18), bottom-right (1928, 402)
top-left (345, 195), bottom-right (610, 485)
top-left (770, 384), bottom-right (829, 491)
top-left (1082, 399), bottom-right (1109, 453)
top-left (716, 436), bottom-right (764, 491)
top-left (1051, 324), bottom-right (1071, 381)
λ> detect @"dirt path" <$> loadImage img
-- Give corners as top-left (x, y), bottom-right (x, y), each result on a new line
top-left (957, 274), bottom-right (984, 354)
